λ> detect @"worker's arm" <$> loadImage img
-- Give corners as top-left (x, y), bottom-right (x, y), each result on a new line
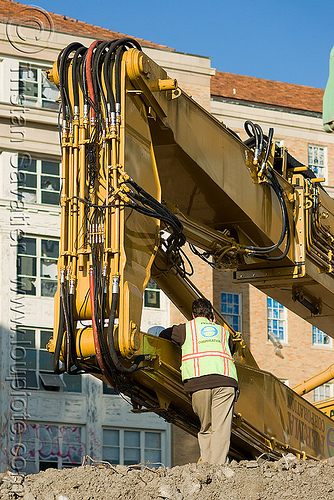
top-left (159, 327), bottom-right (174, 340)
top-left (159, 324), bottom-right (186, 346)
top-left (229, 334), bottom-right (237, 356)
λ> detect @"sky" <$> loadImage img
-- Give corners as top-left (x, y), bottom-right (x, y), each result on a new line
top-left (15, 0), bottom-right (334, 89)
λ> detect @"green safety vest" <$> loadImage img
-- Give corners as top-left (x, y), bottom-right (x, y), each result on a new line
top-left (181, 317), bottom-right (238, 382)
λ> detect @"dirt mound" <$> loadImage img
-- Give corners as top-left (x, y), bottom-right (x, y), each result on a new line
top-left (2, 455), bottom-right (334, 500)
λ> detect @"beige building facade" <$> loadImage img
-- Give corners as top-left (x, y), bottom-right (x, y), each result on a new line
top-left (0, 0), bottom-right (334, 471)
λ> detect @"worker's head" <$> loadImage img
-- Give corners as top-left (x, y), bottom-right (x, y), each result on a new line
top-left (192, 298), bottom-right (213, 320)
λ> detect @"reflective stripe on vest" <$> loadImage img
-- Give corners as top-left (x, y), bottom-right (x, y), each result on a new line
top-left (181, 317), bottom-right (238, 382)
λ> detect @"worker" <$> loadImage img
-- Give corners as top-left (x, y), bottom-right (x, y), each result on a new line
top-left (160, 297), bottom-right (238, 464)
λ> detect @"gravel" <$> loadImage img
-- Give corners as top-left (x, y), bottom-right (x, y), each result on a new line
top-left (2, 455), bottom-right (334, 499)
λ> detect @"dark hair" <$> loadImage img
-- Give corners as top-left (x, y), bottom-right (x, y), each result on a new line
top-left (192, 298), bottom-right (213, 320)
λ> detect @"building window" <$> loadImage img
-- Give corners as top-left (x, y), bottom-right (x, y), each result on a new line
top-left (13, 423), bottom-right (84, 474)
top-left (267, 298), bottom-right (287, 343)
top-left (17, 236), bottom-right (59, 297)
top-left (221, 292), bottom-right (242, 331)
top-left (19, 63), bottom-right (59, 110)
top-left (312, 326), bottom-right (332, 347)
top-left (18, 155), bottom-right (60, 205)
top-left (103, 382), bottom-right (118, 395)
top-left (15, 327), bottom-right (81, 392)
top-left (103, 429), bottom-right (163, 467)
top-left (144, 279), bottom-right (160, 309)
top-left (308, 145), bottom-right (327, 182)
top-left (314, 383), bottom-right (333, 402)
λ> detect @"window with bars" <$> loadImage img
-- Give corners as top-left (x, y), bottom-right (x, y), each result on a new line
top-left (13, 423), bottom-right (84, 474)
top-left (308, 145), bottom-right (327, 182)
top-left (17, 236), bottom-right (59, 297)
top-left (103, 429), bottom-right (163, 467)
top-left (314, 383), bottom-right (333, 402)
top-left (312, 326), bottom-right (332, 347)
top-left (221, 292), bottom-right (242, 332)
top-left (19, 63), bottom-right (59, 110)
top-left (15, 327), bottom-right (81, 392)
top-left (17, 155), bottom-right (60, 205)
top-left (144, 278), bottom-right (161, 309)
top-left (267, 298), bottom-right (287, 343)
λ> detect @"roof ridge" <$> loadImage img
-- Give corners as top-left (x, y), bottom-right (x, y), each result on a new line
top-left (211, 71), bottom-right (324, 113)
top-left (214, 70), bottom-right (324, 92)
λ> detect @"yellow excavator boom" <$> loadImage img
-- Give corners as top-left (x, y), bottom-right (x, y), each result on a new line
top-left (46, 40), bottom-right (334, 460)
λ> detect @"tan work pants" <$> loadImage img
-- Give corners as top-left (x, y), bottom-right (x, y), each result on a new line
top-left (192, 386), bottom-right (235, 464)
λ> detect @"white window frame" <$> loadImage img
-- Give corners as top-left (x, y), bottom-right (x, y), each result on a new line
top-left (15, 326), bottom-right (82, 392)
top-left (17, 235), bottom-right (59, 298)
top-left (312, 326), bottom-right (332, 348)
top-left (221, 292), bottom-right (242, 332)
top-left (13, 422), bottom-right (84, 474)
top-left (103, 428), bottom-right (165, 467)
top-left (17, 153), bottom-right (61, 206)
top-left (267, 297), bottom-right (288, 344)
top-left (314, 383), bottom-right (333, 402)
top-left (18, 62), bottom-right (59, 110)
top-left (308, 144), bottom-right (328, 183)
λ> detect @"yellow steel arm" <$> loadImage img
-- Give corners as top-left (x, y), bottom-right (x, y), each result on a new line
top-left (46, 41), bottom-right (334, 461)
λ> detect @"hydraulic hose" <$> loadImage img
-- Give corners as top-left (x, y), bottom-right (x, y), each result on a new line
top-left (72, 46), bottom-right (87, 111)
top-left (86, 40), bottom-right (100, 125)
top-left (53, 293), bottom-right (66, 373)
top-left (89, 266), bottom-right (116, 386)
top-left (246, 166), bottom-right (290, 260)
top-left (107, 277), bottom-right (146, 374)
top-left (58, 42), bottom-right (84, 123)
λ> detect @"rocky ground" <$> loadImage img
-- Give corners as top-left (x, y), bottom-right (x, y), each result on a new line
top-left (1, 455), bottom-right (334, 499)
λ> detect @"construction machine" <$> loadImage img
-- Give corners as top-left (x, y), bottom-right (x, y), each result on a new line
top-left (46, 39), bottom-right (334, 461)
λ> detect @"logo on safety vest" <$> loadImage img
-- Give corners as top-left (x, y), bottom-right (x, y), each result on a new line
top-left (200, 325), bottom-right (219, 338)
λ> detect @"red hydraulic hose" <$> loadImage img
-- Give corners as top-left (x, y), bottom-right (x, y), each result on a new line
top-left (86, 40), bottom-right (99, 126)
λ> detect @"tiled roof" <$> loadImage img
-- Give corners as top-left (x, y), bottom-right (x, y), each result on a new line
top-left (0, 0), bottom-right (173, 50)
top-left (211, 71), bottom-right (324, 113)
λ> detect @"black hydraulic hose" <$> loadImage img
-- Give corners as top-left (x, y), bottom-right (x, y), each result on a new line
top-left (59, 42), bottom-right (84, 122)
top-left (103, 38), bottom-right (141, 120)
top-left (100, 269), bottom-right (107, 331)
top-left (68, 292), bottom-right (78, 367)
top-left (107, 278), bottom-right (146, 374)
top-left (114, 45), bottom-right (126, 119)
top-left (244, 120), bottom-right (259, 160)
top-left (53, 294), bottom-right (66, 373)
top-left (254, 123), bottom-right (263, 156)
top-left (129, 190), bottom-right (182, 230)
top-left (59, 281), bottom-right (84, 374)
top-left (72, 46), bottom-right (87, 109)
top-left (259, 127), bottom-right (274, 176)
top-left (264, 127), bottom-right (274, 165)
top-left (103, 41), bottom-right (118, 114)
top-left (247, 171), bottom-right (287, 252)
top-left (60, 282), bottom-right (71, 372)
top-left (128, 198), bottom-right (185, 240)
top-left (246, 167), bottom-right (291, 260)
top-left (91, 41), bottom-right (107, 115)
top-left (127, 178), bottom-right (184, 233)
top-left (78, 50), bottom-right (89, 104)
top-left (93, 41), bottom-right (109, 114)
